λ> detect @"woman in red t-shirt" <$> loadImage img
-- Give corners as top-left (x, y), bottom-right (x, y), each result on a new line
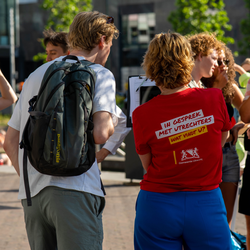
top-left (132, 32), bottom-right (232, 250)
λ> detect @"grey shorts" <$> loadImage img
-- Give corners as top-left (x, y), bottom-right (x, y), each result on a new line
top-left (21, 186), bottom-right (105, 250)
top-left (222, 143), bottom-right (240, 183)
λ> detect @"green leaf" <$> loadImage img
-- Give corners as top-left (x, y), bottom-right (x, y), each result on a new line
top-left (238, 0), bottom-right (250, 55)
top-left (168, 0), bottom-right (234, 45)
top-left (34, 0), bottom-right (93, 62)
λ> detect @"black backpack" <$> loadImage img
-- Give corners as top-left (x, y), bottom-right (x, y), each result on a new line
top-left (20, 55), bottom-right (97, 206)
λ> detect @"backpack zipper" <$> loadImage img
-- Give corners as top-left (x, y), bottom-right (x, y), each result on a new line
top-left (67, 69), bottom-right (95, 86)
top-left (42, 81), bottom-right (64, 112)
top-left (37, 67), bottom-right (66, 103)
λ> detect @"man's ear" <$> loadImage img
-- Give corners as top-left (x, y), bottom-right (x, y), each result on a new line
top-left (98, 36), bottom-right (106, 49)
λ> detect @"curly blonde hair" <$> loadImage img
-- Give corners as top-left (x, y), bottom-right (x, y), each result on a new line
top-left (202, 44), bottom-right (235, 102)
top-left (142, 32), bottom-right (194, 89)
top-left (187, 32), bottom-right (222, 59)
top-left (68, 11), bottom-right (119, 51)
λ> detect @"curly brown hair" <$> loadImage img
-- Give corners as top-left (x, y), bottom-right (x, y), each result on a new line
top-left (202, 44), bottom-right (235, 102)
top-left (142, 32), bottom-right (194, 89)
top-left (187, 32), bottom-right (222, 59)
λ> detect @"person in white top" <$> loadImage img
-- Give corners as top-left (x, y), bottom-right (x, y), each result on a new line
top-left (43, 29), bottom-right (131, 163)
top-left (4, 11), bottom-right (124, 250)
top-left (187, 32), bottom-right (222, 88)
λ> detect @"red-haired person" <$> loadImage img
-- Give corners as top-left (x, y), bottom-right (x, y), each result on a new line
top-left (133, 32), bottom-right (231, 250)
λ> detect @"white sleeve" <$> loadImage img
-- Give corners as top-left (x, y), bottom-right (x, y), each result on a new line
top-left (102, 105), bottom-right (131, 155)
top-left (92, 67), bottom-right (118, 126)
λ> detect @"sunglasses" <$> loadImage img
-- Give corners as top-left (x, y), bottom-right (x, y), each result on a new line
top-left (106, 16), bottom-right (114, 24)
top-left (218, 59), bottom-right (230, 66)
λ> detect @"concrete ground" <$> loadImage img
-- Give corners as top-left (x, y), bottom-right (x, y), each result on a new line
top-left (0, 166), bottom-right (247, 250)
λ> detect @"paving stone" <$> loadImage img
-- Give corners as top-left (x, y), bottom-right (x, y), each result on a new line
top-left (0, 171), bottom-right (246, 250)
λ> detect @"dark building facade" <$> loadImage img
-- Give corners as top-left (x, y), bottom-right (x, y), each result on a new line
top-left (0, 0), bottom-right (248, 92)
top-left (92, 0), bottom-right (249, 91)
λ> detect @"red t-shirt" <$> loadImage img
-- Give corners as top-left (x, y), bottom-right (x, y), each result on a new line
top-left (132, 88), bottom-right (231, 193)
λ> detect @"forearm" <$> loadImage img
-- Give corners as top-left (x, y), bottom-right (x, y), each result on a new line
top-left (232, 84), bottom-right (244, 111)
top-left (3, 127), bottom-right (20, 175)
top-left (221, 131), bottom-right (229, 147)
top-left (234, 64), bottom-right (246, 75)
top-left (239, 97), bottom-right (250, 123)
top-left (0, 70), bottom-right (17, 110)
top-left (96, 148), bottom-right (110, 163)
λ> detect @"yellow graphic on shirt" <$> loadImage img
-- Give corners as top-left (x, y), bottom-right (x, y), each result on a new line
top-left (173, 151), bottom-right (177, 164)
top-left (56, 134), bottom-right (61, 163)
top-left (169, 125), bottom-right (208, 144)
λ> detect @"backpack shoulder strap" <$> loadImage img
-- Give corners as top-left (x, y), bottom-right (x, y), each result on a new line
top-left (62, 55), bottom-right (95, 67)
top-left (62, 55), bottom-right (81, 63)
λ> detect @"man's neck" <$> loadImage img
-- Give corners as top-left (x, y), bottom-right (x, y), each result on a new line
top-left (70, 49), bottom-right (97, 63)
top-left (191, 65), bottom-right (203, 86)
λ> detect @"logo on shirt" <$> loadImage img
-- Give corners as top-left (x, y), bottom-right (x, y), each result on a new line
top-left (155, 109), bottom-right (214, 142)
top-left (56, 134), bottom-right (61, 163)
top-left (181, 148), bottom-right (200, 161)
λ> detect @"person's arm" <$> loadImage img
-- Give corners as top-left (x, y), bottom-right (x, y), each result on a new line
top-left (138, 152), bottom-right (152, 172)
top-left (232, 83), bottom-right (244, 111)
top-left (226, 121), bottom-right (245, 145)
top-left (92, 111), bottom-right (114, 145)
top-left (221, 131), bottom-right (229, 147)
top-left (96, 148), bottom-right (111, 163)
top-left (0, 70), bottom-right (17, 110)
top-left (239, 97), bottom-right (250, 123)
top-left (238, 74), bottom-right (250, 123)
top-left (96, 107), bottom-right (131, 163)
top-left (234, 64), bottom-right (250, 123)
top-left (234, 63), bottom-right (247, 76)
top-left (3, 127), bottom-right (20, 175)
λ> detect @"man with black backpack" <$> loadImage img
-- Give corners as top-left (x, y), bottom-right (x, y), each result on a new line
top-left (4, 11), bottom-right (120, 250)
top-left (42, 29), bottom-right (130, 165)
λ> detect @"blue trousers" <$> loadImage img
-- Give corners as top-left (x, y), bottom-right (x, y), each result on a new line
top-left (134, 188), bottom-right (232, 250)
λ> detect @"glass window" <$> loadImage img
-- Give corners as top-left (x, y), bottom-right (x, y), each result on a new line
top-left (121, 12), bottom-right (155, 67)
top-left (19, 0), bottom-right (37, 3)
top-left (0, 0), bottom-right (19, 46)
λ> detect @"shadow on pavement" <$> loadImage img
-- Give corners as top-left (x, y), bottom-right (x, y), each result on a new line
top-left (0, 205), bottom-right (21, 210)
top-left (104, 183), bottom-right (140, 188)
top-left (0, 189), bottom-right (18, 193)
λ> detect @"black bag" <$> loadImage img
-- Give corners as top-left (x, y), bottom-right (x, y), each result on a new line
top-left (20, 55), bottom-right (96, 206)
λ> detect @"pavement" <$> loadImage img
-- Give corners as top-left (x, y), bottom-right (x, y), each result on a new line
top-left (0, 165), bottom-right (247, 250)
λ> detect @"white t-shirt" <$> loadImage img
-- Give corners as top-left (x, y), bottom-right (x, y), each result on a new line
top-left (8, 56), bottom-right (118, 199)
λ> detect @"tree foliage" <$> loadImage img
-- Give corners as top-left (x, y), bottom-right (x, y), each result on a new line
top-left (168, 0), bottom-right (234, 45)
top-left (33, 0), bottom-right (92, 62)
top-left (238, 0), bottom-right (250, 55)
top-left (42, 0), bottom-right (92, 31)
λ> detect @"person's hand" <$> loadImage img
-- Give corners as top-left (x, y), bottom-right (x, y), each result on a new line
top-left (213, 67), bottom-right (228, 89)
top-left (230, 122), bottom-right (245, 145)
top-left (96, 148), bottom-right (111, 163)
